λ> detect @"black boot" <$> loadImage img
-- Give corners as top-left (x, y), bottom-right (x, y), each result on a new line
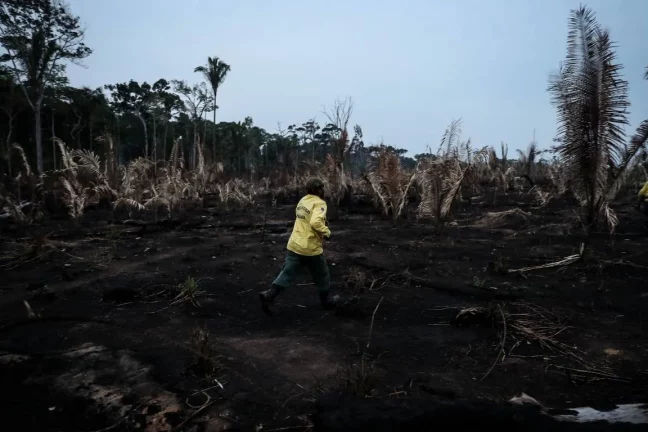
top-left (319, 291), bottom-right (340, 310)
top-left (260, 285), bottom-right (282, 316)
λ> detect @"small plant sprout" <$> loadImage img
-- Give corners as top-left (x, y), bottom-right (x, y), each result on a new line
top-left (172, 276), bottom-right (205, 307)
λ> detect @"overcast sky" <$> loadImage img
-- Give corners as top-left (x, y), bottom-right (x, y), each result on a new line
top-left (65, 0), bottom-right (648, 156)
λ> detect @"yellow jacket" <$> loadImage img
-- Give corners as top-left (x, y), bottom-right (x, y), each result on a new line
top-left (639, 181), bottom-right (648, 201)
top-left (287, 194), bottom-right (331, 256)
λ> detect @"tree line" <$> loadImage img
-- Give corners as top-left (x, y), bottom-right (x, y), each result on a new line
top-left (0, 0), bottom-right (421, 182)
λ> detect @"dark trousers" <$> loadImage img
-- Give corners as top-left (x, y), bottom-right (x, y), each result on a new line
top-left (272, 251), bottom-right (330, 293)
top-left (641, 202), bottom-right (648, 216)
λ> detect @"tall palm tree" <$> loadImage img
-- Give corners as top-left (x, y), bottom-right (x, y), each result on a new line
top-left (194, 57), bottom-right (231, 161)
top-left (549, 5), bottom-right (648, 234)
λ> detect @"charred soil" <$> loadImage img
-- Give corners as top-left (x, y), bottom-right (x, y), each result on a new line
top-left (1, 193), bottom-right (647, 431)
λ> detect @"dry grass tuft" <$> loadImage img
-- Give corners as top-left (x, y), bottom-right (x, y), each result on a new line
top-left (343, 268), bottom-right (376, 295)
top-left (189, 326), bottom-right (220, 376)
top-left (338, 353), bottom-right (377, 397)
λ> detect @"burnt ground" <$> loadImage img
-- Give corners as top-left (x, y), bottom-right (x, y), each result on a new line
top-left (1, 193), bottom-right (648, 431)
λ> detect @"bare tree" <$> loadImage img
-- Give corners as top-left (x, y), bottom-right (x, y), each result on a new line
top-left (323, 96), bottom-right (353, 135)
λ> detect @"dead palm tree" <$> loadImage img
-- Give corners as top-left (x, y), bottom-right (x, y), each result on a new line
top-left (516, 142), bottom-right (537, 187)
top-left (366, 148), bottom-right (416, 226)
top-left (549, 5), bottom-right (648, 233)
top-left (417, 157), bottom-right (469, 232)
top-left (194, 57), bottom-right (231, 161)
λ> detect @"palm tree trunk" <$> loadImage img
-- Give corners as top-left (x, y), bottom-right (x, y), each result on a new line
top-left (116, 115), bottom-right (122, 165)
top-left (163, 122), bottom-right (168, 161)
top-left (212, 103), bottom-right (216, 161)
top-left (137, 112), bottom-right (148, 158)
top-left (215, 88), bottom-right (221, 161)
top-left (184, 124), bottom-right (189, 167)
top-left (50, 108), bottom-right (56, 170)
top-left (152, 115), bottom-right (157, 162)
top-left (5, 114), bottom-right (14, 178)
top-left (192, 121), bottom-right (198, 169)
top-left (89, 122), bottom-right (93, 151)
top-left (202, 112), bottom-right (207, 155)
top-left (35, 104), bottom-right (43, 173)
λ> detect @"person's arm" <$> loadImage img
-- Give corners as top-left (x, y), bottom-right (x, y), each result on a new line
top-left (310, 202), bottom-right (331, 238)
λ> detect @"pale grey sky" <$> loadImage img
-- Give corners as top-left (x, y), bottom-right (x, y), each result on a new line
top-left (65, 0), bottom-right (648, 156)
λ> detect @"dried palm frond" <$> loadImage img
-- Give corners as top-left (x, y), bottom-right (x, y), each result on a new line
top-left (114, 198), bottom-right (145, 212)
top-left (144, 196), bottom-right (170, 209)
top-left (608, 120), bottom-right (648, 200)
top-left (508, 249), bottom-right (582, 274)
top-left (453, 302), bottom-right (591, 380)
top-left (532, 187), bottom-right (553, 207)
top-left (227, 179), bottom-right (257, 206)
top-left (323, 154), bottom-right (349, 205)
top-left (465, 146), bottom-right (493, 191)
top-left (417, 157), bottom-right (469, 230)
top-left (11, 144), bottom-right (32, 177)
top-left (61, 178), bottom-right (87, 220)
top-left (144, 196), bottom-right (170, 222)
top-left (366, 149), bottom-right (415, 225)
top-left (1, 194), bottom-right (27, 223)
top-left (491, 166), bottom-right (514, 191)
top-left (475, 208), bottom-right (531, 229)
top-left (72, 149), bottom-right (102, 175)
top-left (43, 139), bottom-right (117, 220)
top-left (548, 160), bottom-right (568, 195)
top-left (91, 185), bottom-right (118, 201)
top-left (438, 119), bottom-right (462, 159)
top-left (487, 147), bottom-right (498, 171)
top-left (54, 138), bottom-right (76, 170)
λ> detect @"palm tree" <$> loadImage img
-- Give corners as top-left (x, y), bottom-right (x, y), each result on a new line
top-left (549, 5), bottom-right (648, 234)
top-left (516, 141), bottom-right (537, 187)
top-left (194, 57), bottom-right (231, 161)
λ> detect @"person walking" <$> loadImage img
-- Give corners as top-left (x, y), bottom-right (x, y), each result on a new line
top-left (638, 180), bottom-right (648, 216)
top-left (260, 178), bottom-right (340, 315)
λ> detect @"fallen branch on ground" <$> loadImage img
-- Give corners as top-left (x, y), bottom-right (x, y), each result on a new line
top-left (366, 297), bottom-right (384, 349)
top-left (507, 243), bottom-right (584, 274)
